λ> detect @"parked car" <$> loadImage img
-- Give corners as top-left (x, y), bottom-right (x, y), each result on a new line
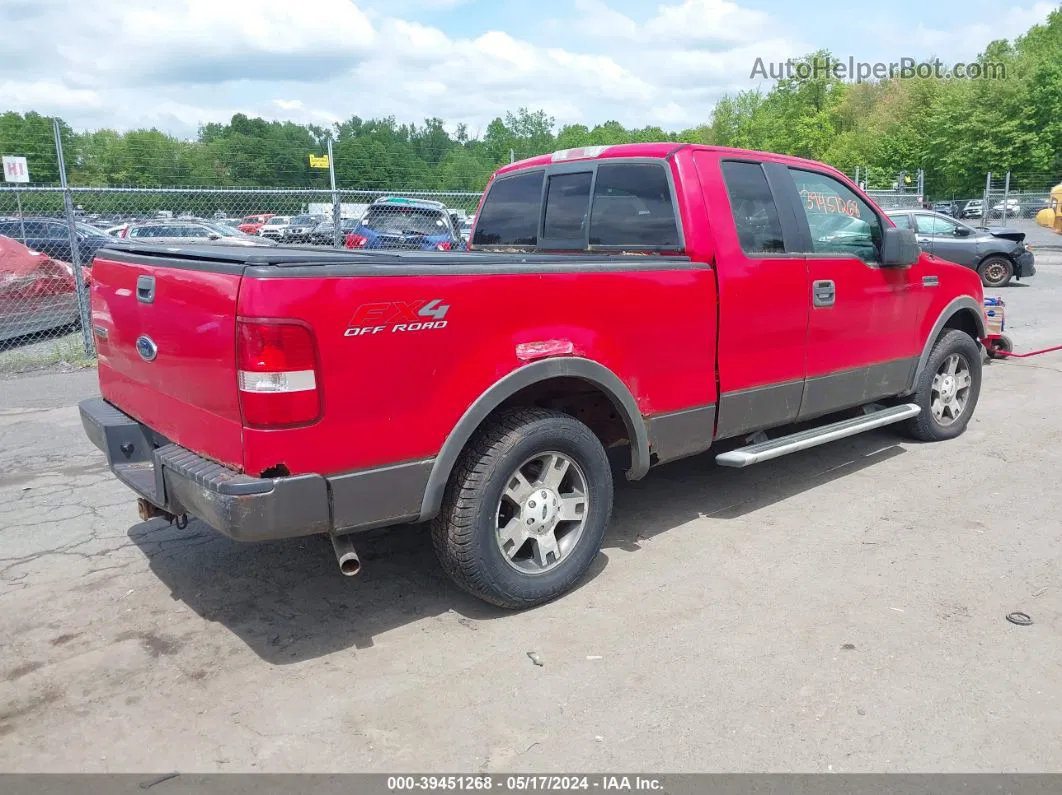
top-left (0, 235), bottom-right (82, 342)
top-left (237, 214), bottom-right (274, 235)
top-left (989, 198), bottom-right (1021, 219)
top-left (0, 217), bottom-right (113, 265)
top-left (124, 221), bottom-right (276, 247)
top-left (282, 214), bottom-right (325, 244)
top-left (80, 142), bottom-right (985, 609)
top-left (933, 201), bottom-right (961, 217)
top-left (345, 197), bottom-right (465, 251)
top-left (886, 209), bottom-right (1035, 287)
top-left (257, 216), bottom-right (292, 241)
top-left (308, 218), bottom-right (358, 246)
top-left (961, 200), bottom-right (984, 219)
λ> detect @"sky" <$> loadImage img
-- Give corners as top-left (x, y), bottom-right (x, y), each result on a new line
top-left (0, 0), bottom-right (1057, 138)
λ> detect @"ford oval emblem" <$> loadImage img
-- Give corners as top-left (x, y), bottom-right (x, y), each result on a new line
top-left (136, 335), bottom-right (158, 362)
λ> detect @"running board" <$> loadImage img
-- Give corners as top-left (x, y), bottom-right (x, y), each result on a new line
top-left (715, 404), bottom-right (921, 468)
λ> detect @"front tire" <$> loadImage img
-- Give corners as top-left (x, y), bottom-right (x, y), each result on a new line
top-left (905, 330), bottom-right (982, 442)
top-left (978, 256), bottom-right (1014, 288)
top-left (431, 407), bottom-right (613, 609)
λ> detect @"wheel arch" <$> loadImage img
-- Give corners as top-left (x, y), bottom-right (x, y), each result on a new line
top-left (906, 296), bottom-right (986, 394)
top-left (418, 357), bottom-right (650, 522)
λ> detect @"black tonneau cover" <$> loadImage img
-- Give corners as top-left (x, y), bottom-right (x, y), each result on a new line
top-left (97, 241), bottom-right (697, 278)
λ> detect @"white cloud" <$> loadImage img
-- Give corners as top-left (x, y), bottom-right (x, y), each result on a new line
top-left (0, 80), bottom-right (101, 111)
top-left (851, 1), bottom-right (1056, 66)
top-left (0, 0), bottom-right (1054, 140)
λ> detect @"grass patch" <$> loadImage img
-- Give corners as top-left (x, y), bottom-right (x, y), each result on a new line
top-left (0, 333), bottom-right (97, 375)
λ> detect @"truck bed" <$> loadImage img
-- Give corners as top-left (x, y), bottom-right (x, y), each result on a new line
top-left (89, 241), bottom-right (715, 493)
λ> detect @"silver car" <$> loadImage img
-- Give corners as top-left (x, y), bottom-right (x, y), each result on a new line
top-left (124, 221), bottom-right (276, 247)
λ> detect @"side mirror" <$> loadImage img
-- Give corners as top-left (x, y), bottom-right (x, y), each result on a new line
top-left (954, 226), bottom-right (971, 237)
top-left (881, 227), bottom-right (919, 267)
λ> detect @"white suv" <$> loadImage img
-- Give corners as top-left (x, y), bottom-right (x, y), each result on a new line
top-left (258, 216), bottom-right (292, 240)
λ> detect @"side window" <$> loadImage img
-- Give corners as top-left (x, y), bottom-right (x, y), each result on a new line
top-left (915, 214), bottom-right (958, 235)
top-left (543, 172), bottom-right (592, 241)
top-left (472, 171), bottom-right (543, 247)
top-left (720, 161), bottom-right (785, 254)
top-left (589, 163), bottom-right (679, 247)
top-left (44, 223), bottom-right (69, 240)
top-left (890, 214), bottom-right (912, 230)
top-left (790, 169), bottom-right (882, 263)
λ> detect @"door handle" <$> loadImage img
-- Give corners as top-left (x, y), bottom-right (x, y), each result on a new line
top-left (136, 275), bottom-right (155, 304)
top-left (916, 237), bottom-right (930, 244)
top-left (812, 279), bottom-right (835, 307)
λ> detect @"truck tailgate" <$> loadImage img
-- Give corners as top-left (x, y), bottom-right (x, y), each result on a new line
top-left (90, 251), bottom-right (245, 470)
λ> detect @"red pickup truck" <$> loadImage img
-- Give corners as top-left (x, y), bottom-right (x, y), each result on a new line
top-left (80, 143), bottom-right (985, 608)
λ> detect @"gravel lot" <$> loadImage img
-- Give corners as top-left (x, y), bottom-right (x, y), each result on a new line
top-left (2, 253), bottom-right (1062, 773)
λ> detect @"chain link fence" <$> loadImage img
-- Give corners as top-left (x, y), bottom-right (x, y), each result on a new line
top-left (0, 184), bottom-right (481, 371)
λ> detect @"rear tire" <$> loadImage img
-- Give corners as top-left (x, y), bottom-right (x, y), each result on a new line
top-left (431, 408), bottom-right (613, 609)
top-left (978, 256), bottom-right (1014, 288)
top-left (904, 330), bottom-right (982, 442)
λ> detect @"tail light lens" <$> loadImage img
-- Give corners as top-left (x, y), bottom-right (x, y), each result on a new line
top-left (436, 241), bottom-right (453, 251)
top-left (346, 233), bottom-right (367, 249)
top-left (237, 320), bottom-right (321, 428)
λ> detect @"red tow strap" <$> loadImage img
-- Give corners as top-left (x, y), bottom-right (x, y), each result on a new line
top-left (990, 344), bottom-right (1062, 359)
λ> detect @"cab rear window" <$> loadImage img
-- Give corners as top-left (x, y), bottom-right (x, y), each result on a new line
top-left (473, 161), bottom-right (680, 250)
top-left (472, 171), bottom-right (543, 247)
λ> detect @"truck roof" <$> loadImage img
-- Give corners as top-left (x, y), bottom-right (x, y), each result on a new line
top-left (494, 142), bottom-right (847, 181)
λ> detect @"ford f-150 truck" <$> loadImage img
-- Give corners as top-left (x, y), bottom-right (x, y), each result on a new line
top-left (80, 143), bottom-right (986, 608)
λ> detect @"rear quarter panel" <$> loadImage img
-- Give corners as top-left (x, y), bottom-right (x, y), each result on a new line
top-left (236, 267), bottom-right (717, 477)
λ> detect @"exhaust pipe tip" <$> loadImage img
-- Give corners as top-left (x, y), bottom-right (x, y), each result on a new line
top-left (330, 534), bottom-right (362, 577)
top-left (338, 553), bottom-right (361, 577)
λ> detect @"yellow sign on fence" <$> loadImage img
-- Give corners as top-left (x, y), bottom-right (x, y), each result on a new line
top-left (308, 154), bottom-right (330, 169)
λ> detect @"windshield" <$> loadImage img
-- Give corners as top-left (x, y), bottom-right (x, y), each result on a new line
top-left (264, 217), bottom-right (287, 226)
top-left (291, 215), bottom-right (317, 225)
top-left (362, 207), bottom-right (448, 236)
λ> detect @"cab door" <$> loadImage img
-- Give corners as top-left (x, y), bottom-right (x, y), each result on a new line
top-left (693, 153), bottom-right (810, 439)
top-left (783, 167), bottom-right (924, 420)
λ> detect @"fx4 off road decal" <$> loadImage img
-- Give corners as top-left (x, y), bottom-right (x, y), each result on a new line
top-left (344, 299), bottom-right (450, 337)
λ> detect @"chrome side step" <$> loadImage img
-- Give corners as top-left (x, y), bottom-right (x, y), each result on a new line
top-left (715, 403), bottom-right (921, 468)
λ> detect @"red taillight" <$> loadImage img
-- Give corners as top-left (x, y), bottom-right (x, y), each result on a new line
top-left (346, 233), bottom-right (367, 249)
top-left (435, 241), bottom-right (453, 251)
top-left (236, 320), bottom-right (321, 428)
